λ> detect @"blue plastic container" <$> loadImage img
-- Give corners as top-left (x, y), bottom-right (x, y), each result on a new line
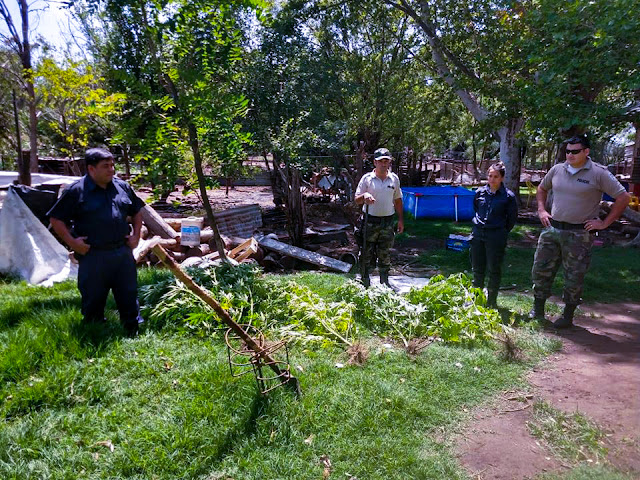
top-left (402, 186), bottom-right (475, 220)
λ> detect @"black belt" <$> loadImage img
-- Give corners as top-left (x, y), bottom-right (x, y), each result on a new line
top-left (366, 215), bottom-right (394, 224)
top-left (550, 219), bottom-right (585, 230)
top-left (90, 240), bottom-right (126, 250)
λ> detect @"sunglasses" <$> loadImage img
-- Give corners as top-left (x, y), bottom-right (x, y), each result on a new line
top-left (565, 148), bottom-right (585, 155)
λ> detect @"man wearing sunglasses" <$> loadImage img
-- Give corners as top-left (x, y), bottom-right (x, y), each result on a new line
top-left (530, 135), bottom-right (630, 328)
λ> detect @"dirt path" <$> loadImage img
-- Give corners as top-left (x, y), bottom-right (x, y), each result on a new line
top-left (456, 301), bottom-right (640, 479)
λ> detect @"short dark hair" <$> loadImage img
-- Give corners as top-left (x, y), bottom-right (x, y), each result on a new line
top-left (488, 161), bottom-right (505, 178)
top-left (85, 148), bottom-right (114, 167)
top-left (564, 135), bottom-right (590, 149)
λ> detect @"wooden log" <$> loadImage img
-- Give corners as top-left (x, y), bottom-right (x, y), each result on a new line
top-left (164, 218), bottom-right (182, 230)
top-left (151, 245), bottom-right (300, 394)
top-left (600, 201), bottom-right (640, 225)
top-left (184, 244), bottom-right (211, 259)
top-left (133, 237), bottom-right (179, 263)
top-left (140, 205), bottom-right (179, 239)
top-left (624, 231), bottom-right (640, 247)
top-left (200, 228), bottom-right (214, 243)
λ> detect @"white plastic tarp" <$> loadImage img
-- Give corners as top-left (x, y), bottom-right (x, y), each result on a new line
top-left (0, 187), bottom-right (77, 286)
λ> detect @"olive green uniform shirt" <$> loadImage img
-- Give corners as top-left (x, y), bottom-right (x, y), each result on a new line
top-left (541, 159), bottom-right (626, 224)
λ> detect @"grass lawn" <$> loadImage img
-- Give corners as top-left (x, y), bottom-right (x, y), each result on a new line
top-left (0, 232), bottom-right (636, 478)
top-left (0, 270), bottom-right (559, 480)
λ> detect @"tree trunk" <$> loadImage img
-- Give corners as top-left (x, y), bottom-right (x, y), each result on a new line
top-left (355, 140), bottom-right (365, 185)
top-left (122, 144), bottom-right (131, 177)
top-left (12, 89), bottom-right (29, 185)
top-left (286, 167), bottom-right (305, 247)
top-left (631, 121), bottom-right (640, 184)
top-left (27, 83), bottom-right (37, 173)
top-left (545, 144), bottom-right (554, 170)
top-left (186, 121), bottom-right (228, 262)
top-left (497, 117), bottom-right (525, 195)
top-left (17, 0), bottom-right (37, 175)
top-left (263, 150), bottom-right (271, 171)
top-left (472, 128), bottom-right (478, 177)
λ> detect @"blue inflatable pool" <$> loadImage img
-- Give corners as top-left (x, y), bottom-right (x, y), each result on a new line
top-left (402, 186), bottom-right (475, 220)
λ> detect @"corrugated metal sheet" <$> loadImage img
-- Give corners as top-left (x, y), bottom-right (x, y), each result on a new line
top-left (213, 204), bottom-right (262, 238)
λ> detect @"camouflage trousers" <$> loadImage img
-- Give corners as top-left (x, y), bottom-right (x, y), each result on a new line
top-left (359, 221), bottom-right (395, 276)
top-left (531, 227), bottom-right (594, 305)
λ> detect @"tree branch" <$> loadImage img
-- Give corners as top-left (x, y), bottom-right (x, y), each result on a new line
top-left (385, 0), bottom-right (488, 122)
top-left (0, 0), bottom-right (23, 55)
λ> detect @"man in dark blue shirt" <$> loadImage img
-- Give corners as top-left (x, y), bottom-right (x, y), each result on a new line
top-left (48, 148), bottom-right (145, 336)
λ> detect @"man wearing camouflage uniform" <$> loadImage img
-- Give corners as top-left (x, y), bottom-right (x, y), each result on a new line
top-left (530, 135), bottom-right (630, 328)
top-left (355, 148), bottom-right (404, 288)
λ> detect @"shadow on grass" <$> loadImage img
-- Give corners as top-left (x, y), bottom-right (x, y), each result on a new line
top-left (0, 296), bottom-right (82, 330)
top-left (204, 393), bottom-right (271, 470)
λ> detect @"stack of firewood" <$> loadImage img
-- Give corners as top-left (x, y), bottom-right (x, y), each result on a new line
top-left (135, 205), bottom-right (259, 265)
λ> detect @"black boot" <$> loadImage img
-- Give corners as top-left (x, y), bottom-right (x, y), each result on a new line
top-left (380, 272), bottom-right (397, 291)
top-left (361, 274), bottom-right (371, 288)
top-left (553, 303), bottom-right (578, 329)
top-left (528, 298), bottom-right (546, 321)
top-left (487, 290), bottom-right (498, 309)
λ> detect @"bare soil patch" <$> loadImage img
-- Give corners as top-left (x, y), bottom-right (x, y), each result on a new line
top-left (136, 185), bottom-right (277, 215)
top-left (456, 302), bottom-right (640, 479)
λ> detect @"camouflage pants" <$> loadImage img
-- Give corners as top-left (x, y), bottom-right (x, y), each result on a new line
top-left (531, 227), bottom-right (594, 304)
top-left (360, 221), bottom-right (395, 276)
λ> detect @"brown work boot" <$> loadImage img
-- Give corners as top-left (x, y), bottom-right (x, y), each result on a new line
top-left (553, 303), bottom-right (578, 329)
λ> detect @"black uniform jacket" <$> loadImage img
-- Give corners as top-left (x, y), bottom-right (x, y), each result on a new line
top-left (472, 183), bottom-right (518, 232)
top-left (48, 175), bottom-right (144, 248)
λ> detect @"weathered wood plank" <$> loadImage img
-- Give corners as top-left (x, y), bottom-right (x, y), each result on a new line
top-left (256, 235), bottom-right (352, 273)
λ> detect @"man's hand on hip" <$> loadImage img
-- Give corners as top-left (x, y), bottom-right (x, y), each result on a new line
top-left (126, 234), bottom-right (140, 249)
top-left (584, 218), bottom-right (606, 231)
top-left (538, 209), bottom-right (552, 228)
top-left (71, 237), bottom-right (91, 255)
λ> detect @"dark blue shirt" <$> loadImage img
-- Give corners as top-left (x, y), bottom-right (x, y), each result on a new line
top-left (472, 183), bottom-right (518, 231)
top-left (48, 175), bottom-right (144, 248)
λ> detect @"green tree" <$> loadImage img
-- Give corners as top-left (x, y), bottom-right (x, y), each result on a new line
top-left (37, 57), bottom-right (126, 158)
top-left (0, 0), bottom-right (38, 184)
top-left (519, 0), bottom-right (640, 154)
top-left (77, 0), bottom-right (261, 258)
top-left (243, 0), bottom-right (472, 173)
top-left (383, 0), bottom-right (530, 192)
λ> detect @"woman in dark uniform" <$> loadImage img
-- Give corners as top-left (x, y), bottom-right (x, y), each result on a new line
top-left (470, 162), bottom-right (518, 308)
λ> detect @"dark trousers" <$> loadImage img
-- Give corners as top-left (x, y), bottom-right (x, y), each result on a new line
top-left (470, 227), bottom-right (508, 292)
top-left (77, 246), bottom-right (139, 329)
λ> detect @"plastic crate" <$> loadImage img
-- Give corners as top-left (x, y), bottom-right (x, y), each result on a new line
top-left (446, 234), bottom-right (472, 251)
